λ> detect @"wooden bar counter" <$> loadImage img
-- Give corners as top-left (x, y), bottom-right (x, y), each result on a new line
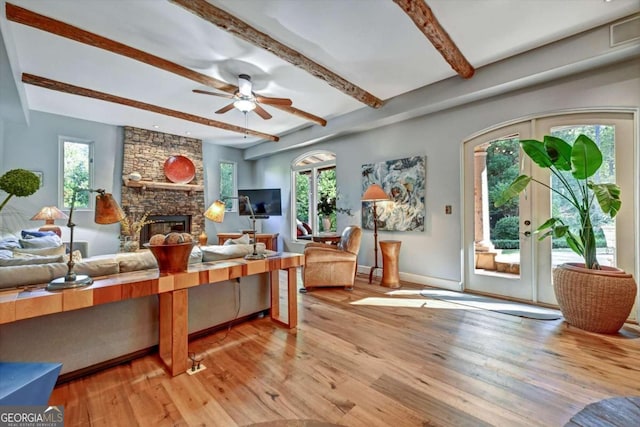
top-left (0, 253), bottom-right (304, 376)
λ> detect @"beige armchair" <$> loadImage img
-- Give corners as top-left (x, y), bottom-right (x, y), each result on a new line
top-left (302, 226), bottom-right (362, 291)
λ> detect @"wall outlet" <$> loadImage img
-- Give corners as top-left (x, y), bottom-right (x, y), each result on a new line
top-left (186, 364), bottom-right (206, 375)
top-left (445, 205), bottom-right (452, 214)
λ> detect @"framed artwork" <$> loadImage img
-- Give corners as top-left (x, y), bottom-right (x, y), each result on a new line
top-left (31, 170), bottom-right (44, 188)
top-left (361, 156), bottom-right (426, 232)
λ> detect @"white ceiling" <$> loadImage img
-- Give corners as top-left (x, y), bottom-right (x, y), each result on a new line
top-left (1, 0), bottom-right (639, 149)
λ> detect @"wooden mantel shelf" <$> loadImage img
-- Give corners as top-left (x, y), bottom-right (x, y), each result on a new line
top-left (122, 176), bottom-right (204, 192)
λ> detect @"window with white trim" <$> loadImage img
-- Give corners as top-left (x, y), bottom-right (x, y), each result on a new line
top-left (291, 151), bottom-right (337, 240)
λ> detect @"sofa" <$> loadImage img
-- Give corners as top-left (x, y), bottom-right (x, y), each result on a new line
top-left (0, 233), bottom-right (274, 378)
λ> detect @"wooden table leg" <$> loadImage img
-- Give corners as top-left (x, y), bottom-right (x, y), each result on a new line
top-left (158, 290), bottom-right (188, 376)
top-left (269, 267), bottom-right (298, 329)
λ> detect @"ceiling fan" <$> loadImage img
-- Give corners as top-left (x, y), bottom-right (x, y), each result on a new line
top-left (193, 74), bottom-right (292, 120)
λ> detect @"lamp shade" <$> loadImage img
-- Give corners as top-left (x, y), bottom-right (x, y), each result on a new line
top-left (31, 206), bottom-right (67, 224)
top-left (94, 193), bottom-right (125, 224)
top-left (362, 184), bottom-right (389, 201)
top-left (204, 200), bottom-right (226, 223)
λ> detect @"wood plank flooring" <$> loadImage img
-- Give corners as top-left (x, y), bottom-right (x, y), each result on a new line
top-left (49, 274), bottom-right (640, 426)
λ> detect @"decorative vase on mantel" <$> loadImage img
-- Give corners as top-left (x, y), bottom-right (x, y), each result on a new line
top-left (121, 235), bottom-right (139, 252)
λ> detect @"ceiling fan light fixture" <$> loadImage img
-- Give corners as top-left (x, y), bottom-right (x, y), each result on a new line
top-left (234, 99), bottom-right (256, 112)
top-left (238, 74), bottom-right (253, 97)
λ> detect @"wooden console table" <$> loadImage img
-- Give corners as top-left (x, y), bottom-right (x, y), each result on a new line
top-left (217, 232), bottom-right (279, 251)
top-left (0, 253), bottom-right (303, 377)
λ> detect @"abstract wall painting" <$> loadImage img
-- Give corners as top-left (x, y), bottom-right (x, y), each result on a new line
top-left (361, 156), bottom-right (426, 232)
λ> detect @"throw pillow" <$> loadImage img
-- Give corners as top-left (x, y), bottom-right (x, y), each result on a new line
top-left (21, 230), bottom-right (56, 239)
top-left (223, 233), bottom-right (251, 245)
top-left (19, 234), bottom-right (63, 249)
top-left (62, 250), bottom-right (83, 264)
top-left (296, 219), bottom-right (309, 236)
top-left (0, 236), bottom-right (20, 251)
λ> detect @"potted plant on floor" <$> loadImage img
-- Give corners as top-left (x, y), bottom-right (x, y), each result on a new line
top-left (496, 134), bottom-right (636, 333)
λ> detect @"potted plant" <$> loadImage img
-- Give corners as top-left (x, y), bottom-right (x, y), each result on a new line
top-left (496, 134), bottom-right (636, 333)
top-left (0, 169), bottom-right (41, 213)
top-left (317, 194), bottom-right (336, 232)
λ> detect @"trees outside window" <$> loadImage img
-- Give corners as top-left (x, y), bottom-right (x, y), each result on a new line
top-left (219, 161), bottom-right (237, 211)
top-left (60, 137), bottom-right (93, 209)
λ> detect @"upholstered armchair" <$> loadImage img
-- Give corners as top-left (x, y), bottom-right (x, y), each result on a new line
top-left (302, 226), bottom-right (362, 291)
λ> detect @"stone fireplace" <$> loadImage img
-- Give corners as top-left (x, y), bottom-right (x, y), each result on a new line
top-left (121, 127), bottom-right (205, 240)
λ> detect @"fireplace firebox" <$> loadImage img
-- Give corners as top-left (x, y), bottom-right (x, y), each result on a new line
top-left (141, 215), bottom-right (191, 244)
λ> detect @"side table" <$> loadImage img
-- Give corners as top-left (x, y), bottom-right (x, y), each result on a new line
top-left (379, 240), bottom-right (401, 288)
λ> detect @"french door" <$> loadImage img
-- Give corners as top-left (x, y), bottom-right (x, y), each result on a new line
top-left (464, 112), bottom-right (637, 309)
top-left (464, 122), bottom-right (535, 301)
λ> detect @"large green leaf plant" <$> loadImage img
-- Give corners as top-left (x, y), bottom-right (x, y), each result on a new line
top-left (495, 134), bottom-right (620, 270)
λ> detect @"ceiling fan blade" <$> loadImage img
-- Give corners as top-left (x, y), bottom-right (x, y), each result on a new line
top-left (193, 89), bottom-right (234, 99)
top-left (253, 104), bottom-right (272, 120)
top-left (255, 95), bottom-right (292, 106)
top-left (215, 103), bottom-right (236, 114)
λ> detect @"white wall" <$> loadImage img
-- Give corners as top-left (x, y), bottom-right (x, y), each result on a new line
top-left (2, 111), bottom-right (122, 255)
top-left (253, 58), bottom-right (640, 286)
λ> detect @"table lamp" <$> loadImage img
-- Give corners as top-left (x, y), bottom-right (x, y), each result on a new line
top-left (47, 188), bottom-right (124, 291)
top-left (362, 183), bottom-right (390, 283)
top-left (204, 195), bottom-right (265, 260)
top-left (30, 206), bottom-right (68, 237)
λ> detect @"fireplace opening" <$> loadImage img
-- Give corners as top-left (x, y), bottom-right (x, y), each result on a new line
top-left (141, 215), bottom-right (191, 244)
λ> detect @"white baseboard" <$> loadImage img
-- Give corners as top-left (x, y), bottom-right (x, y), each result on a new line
top-left (356, 265), bottom-right (462, 291)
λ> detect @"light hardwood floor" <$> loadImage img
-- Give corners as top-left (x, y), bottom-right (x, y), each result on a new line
top-left (50, 274), bottom-right (640, 426)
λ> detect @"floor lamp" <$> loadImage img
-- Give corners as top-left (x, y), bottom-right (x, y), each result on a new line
top-left (204, 195), bottom-right (266, 260)
top-left (362, 184), bottom-right (390, 283)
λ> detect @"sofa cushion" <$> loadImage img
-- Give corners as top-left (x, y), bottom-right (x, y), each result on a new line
top-left (73, 257), bottom-right (120, 277)
top-left (13, 245), bottom-right (66, 257)
top-left (201, 243), bottom-right (267, 262)
top-left (116, 251), bottom-right (158, 273)
top-left (0, 254), bottom-right (65, 267)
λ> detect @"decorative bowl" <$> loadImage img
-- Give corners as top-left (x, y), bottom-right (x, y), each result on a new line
top-left (163, 155), bottom-right (195, 184)
top-left (144, 242), bottom-right (194, 273)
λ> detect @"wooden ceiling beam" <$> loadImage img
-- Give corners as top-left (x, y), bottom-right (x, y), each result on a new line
top-left (393, 0), bottom-right (475, 79)
top-left (170, 0), bottom-right (384, 109)
top-left (22, 73), bottom-right (279, 142)
top-left (5, 2), bottom-right (326, 127)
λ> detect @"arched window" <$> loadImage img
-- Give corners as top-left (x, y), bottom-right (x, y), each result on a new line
top-left (291, 151), bottom-right (336, 241)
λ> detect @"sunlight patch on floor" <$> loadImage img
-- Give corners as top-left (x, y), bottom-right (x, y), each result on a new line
top-left (350, 297), bottom-right (480, 310)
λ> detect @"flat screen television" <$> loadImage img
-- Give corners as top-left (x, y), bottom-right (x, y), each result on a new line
top-left (238, 188), bottom-right (282, 217)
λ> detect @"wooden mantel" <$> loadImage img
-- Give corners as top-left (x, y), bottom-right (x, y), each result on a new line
top-left (122, 176), bottom-right (204, 192)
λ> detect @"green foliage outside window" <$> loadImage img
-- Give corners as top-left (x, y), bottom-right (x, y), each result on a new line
top-left (220, 161), bottom-right (235, 210)
top-left (63, 141), bottom-right (91, 208)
